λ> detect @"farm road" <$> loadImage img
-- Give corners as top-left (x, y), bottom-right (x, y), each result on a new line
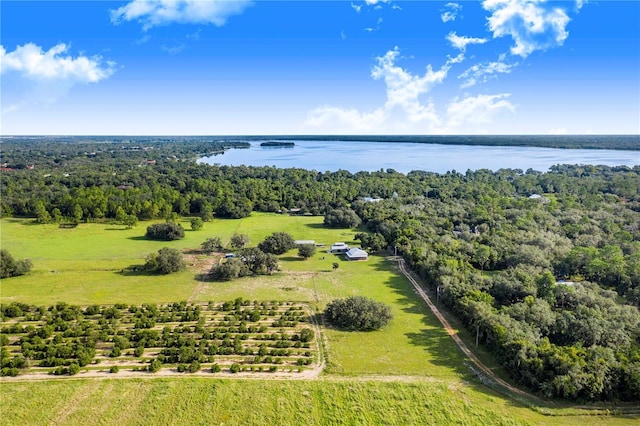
top-left (397, 258), bottom-right (545, 404)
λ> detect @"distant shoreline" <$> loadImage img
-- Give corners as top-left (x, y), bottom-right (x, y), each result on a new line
top-left (1, 135), bottom-right (638, 150)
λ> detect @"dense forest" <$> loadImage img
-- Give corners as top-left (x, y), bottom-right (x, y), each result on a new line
top-left (1, 138), bottom-right (639, 401)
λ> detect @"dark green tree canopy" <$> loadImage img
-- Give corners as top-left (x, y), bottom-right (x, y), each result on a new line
top-left (145, 247), bottom-right (185, 274)
top-left (258, 232), bottom-right (295, 255)
top-left (325, 296), bottom-right (393, 331)
top-left (0, 249), bottom-right (32, 279)
top-left (298, 244), bottom-right (316, 259)
top-left (324, 208), bottom-right (361, 228)
top-left (201, 237), bottom-right (223, 253)
top-left (145, 223), bottom-right (185, 241)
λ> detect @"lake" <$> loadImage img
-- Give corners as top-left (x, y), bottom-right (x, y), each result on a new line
top-left (197, 140), bottom-right (639, 174)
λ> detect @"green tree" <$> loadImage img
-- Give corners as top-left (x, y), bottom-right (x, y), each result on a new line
top-left (298, 244), bottom-right (316, 259)
top-left (34, 201), bottom-right (51, 224)
top-left (258, 232), bottom-right (295, 255)
top-left (145, 247), bottom-right (185, 274)
top-left (148, 358), bottom-right (162, 373)
top-left (145, 223), bottom-right (185, 240)
top-left (212, 258), bottom-right (246, 280)
top-left (325, 296), bottom-right (392, 331)
top-left (299, 328), bottom-right (314, 343)
top-left (355, 232), bottom-right (386, 253)
top-left (0, 250), bottom-right (32, 279)
top-left (324, 208), bottom-right (361, 228)
top-left (123, 214), bottom-right (137, 229)
top-left (230, 233), bottom-right (249, 249)
top-left (201, 237), bottom-right (223, 253)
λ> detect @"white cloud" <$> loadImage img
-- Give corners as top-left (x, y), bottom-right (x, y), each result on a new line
top-left (365, 0), bottom-right (389, 5)
top-left (459, 57), bottom-right (516, 88)
top-left (110, 0), bottom-right (253, 30)
top-left (441, 2), bottom-right (462, 23)
top-left (161, 43), bottom-right (186, 55)
top-left (364, 17), bottom-right (383, 33)
top-left (548, 127), bottom-right (568, 135)
top-left (1, 43), bottom-right (116, 113)
top-left (482, 0), bottom-right (571, 57)
top-left (446, 32), bottom-right (488, 51)
top-left (446, 94), bottom-right (515, 129)
top-left (305, 105), bottom-right (387, 132)
top-left (351, 2), bottom-right (362, 13)
top-left (306, 47), bottom-right (450, 132)
top-left (1, 43), bottom-right (115, 83)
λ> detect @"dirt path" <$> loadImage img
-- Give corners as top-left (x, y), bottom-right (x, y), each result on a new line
top-left (396, 258), bottom-right (546, 404)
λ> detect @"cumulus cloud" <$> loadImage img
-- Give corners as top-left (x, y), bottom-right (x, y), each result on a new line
top-left (446, 32), bottom-right (488, 51)
top-left (351, 2), bottom-right (362, 13)
top-left (446, 94), bottom-right (515, 129)
top-left (110, 0), bottom-right (253, 30)
top-left (482, 0), bottom-right (571, 57)
top-left (459, 56), bottom-right (516, 88)
top-left (1, 43), bottom-right (116, 113)
top-left (1, 43), bottom-right (115, 82)
top-left (307, 47), bottom-right (451, 132)
top-left (441, 2), bottom-right (462, 23)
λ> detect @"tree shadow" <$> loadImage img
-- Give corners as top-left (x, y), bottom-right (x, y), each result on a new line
top-left (116, 265), bottom-right (151, 276)
top-left (304, 223), bottom-right (326, 229)
top-left (127, 236), bottom-right (149, 241)
top-left (194, 273), bottom-right (213, 282)
top-left (280, 256), bottom-right (302, 262)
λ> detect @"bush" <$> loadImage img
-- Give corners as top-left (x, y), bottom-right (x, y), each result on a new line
top-left (148, 358), bottom-right (162, 373)
top-left (109, 366), bottom-right (119, 374)
top-left (211, 363), bottom-right (221, 373)
top-left (68, 363), bottom-right (80, 375)
top-left (190, 217), bottom-right (204, 231)
top-left (325, 296), bottom-right (392, 331)
top-left (229, 363), bottom-right (241, 373)
top-left (299, 328), bottom-right (314, 343)
top-left (188, 360), bottom-right (201, 373)
top-left (145, 223), bottom-right (185, 241)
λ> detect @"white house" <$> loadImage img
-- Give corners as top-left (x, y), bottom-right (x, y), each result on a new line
top-left (345, 247), bottom-right (368, 261)
top-left (330, 242), bottom-right (349, 254)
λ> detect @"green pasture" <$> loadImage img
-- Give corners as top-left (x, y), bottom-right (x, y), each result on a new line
top-left (1, 215), bottom-right (638, 424)
top-left (3, 378), bottom-right (636, 426)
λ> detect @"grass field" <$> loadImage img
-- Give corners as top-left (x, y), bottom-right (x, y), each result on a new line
top-left (1, 215), bottom-right (638, 424)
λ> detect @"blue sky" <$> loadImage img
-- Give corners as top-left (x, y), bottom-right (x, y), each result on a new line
top-left (1, 0), bottom-right (638, 135)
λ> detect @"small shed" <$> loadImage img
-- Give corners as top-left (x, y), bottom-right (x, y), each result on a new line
top-left (346, 248), bottom-right (368, 261)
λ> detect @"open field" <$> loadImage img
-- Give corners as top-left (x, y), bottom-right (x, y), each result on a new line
top-left (2, 214), bottom-right (639, 424)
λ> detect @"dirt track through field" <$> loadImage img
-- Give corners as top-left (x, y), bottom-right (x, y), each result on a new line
top-left (396, 257), bottom-right (546, 404)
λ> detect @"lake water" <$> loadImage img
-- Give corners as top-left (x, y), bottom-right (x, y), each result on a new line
top-left (197, 140), bottom-right (639, 174)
